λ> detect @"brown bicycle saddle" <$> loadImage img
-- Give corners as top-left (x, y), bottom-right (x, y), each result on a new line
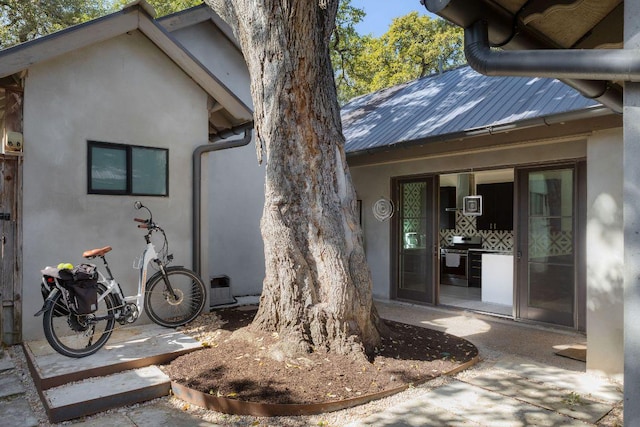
top-left (82, 246), bottom-right (113, 258)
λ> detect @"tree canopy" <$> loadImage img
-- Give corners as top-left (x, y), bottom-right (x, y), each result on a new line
top-left (1, 1), bottom-right (464, 104)
top-left (0, 0), bottom-right (111, 49)
top-left (332, 9), bottom-right (465, 104)
top-left (0, 0), bottom-right (203, 49)
top-left (111, 0), bottom-right (201, 18)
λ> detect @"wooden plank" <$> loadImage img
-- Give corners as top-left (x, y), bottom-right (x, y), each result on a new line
top-left (0, 156), bottom-right (21, 345)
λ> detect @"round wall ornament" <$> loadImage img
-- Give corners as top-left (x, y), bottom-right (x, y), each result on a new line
top-left (372, 197), bottom-right (394, 221)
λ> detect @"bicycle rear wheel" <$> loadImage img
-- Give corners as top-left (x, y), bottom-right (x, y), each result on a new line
top-left (43, 284), bottom-right (116, 358)
top-left (144, 267), bottom-right (206, 327)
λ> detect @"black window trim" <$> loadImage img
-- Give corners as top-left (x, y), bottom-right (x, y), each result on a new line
top-left (87, 140), bottom-right (169, 197)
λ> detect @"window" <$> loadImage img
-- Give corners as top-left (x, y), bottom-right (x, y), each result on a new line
top-left (88, 141), bottom-right (168, 196)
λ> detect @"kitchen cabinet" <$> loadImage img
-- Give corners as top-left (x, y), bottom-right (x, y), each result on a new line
top-left (439, 186), bottom-right (456, 230)
top-left (468, 251), bottom-right (482, 287)
top-left (476, 182), bottom-right (513, 231)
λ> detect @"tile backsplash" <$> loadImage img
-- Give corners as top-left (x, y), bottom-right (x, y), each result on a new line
top-left (440, 211), bottom-right (514, 252)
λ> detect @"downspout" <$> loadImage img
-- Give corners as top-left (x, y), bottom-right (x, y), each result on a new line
top-left (464, 21), bottom-right (637, 113)
top-left (192, 122), bottom-right (254, 276)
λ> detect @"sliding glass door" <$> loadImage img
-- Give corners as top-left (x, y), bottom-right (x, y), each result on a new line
top-left (393, 177), bottom-right (436, 303)
top-left (516, 164), bottom-right (585, 327)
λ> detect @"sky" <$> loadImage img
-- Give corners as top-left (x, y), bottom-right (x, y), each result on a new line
top-left (349, 0), bottom-right (435, 37)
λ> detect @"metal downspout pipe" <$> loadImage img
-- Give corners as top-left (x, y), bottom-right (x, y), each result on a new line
top-left (192, 122), bottom-right (254, 276)
top-left (464, 21), bottom-right (636, 113)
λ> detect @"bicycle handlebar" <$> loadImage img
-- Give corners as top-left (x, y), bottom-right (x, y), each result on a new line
top-left (133, 218), bottom-right (146, 223)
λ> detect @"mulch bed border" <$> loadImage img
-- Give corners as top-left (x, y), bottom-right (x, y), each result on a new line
top-left (170, 354), bottom-right (479, 417)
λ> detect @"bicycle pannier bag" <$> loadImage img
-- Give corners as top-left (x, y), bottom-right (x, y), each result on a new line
top-left (65, 264), bottom-right (99, 315)
top-left (40, 271), bottom-right (70, 317)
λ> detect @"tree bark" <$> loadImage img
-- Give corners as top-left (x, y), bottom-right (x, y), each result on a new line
top-left (204, 0), bottom-right (381, 357)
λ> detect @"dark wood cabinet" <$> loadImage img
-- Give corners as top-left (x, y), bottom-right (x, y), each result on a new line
top-left (468, 251), bottom-right (482, 287)
top-left (439, 186), bottom-right (456, 230)
top-left (476, 182), bottom-right (514, 231)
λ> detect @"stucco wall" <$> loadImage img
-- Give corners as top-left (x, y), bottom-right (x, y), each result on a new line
top-left (171, 21), bottom-right (266, 299)
top-left (586, 128), bottom-right (624, 380)
top-left (351, 133), bottom-right (626, 379)
top-left (207, 144), bottom-right (265, 297)
top-left (350, 138), bottom-right (587, 300)
top-left (21, 32), bottom-right (209, 340)
top-left (169, 21), bottom-right (252, 106)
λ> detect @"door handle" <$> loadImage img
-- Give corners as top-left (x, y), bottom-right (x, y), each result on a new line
top-left (516, 250), bottom-right (522, 260)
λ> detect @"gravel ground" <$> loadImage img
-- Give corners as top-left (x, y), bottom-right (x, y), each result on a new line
top-left (7, 342), bottom-right (458, 427)
top-left (7, 301), bottom-right (624, 427)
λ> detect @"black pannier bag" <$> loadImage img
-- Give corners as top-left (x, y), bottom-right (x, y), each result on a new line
top-left (64, 264), bottom-right (99, 315)
top-left (40, 273), bottom-right (70, 317)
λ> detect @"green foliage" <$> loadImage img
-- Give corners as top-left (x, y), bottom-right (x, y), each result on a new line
top-left (330, 1), bottom-right (367, 105)
top-left (111, 0), bottom-right (202, 18)
top-left (0, 0), bottom-right (464, 106)
top-left (0, 0), bottom-right (111, 49)
top-left (331, 7), bottom-right (465, 104)
top-left (0, 0), bottom-right (202, 49)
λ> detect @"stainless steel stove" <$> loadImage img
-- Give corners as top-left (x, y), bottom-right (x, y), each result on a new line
top-left (440, 236), bottom-right (483, 286)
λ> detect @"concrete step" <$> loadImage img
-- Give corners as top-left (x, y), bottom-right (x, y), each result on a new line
top-left (43, 365), bottom-right (171, 423)
top-left (23, 323), bottom-right (203, 423)
top-left (24, 323), bottom-right (202, 390)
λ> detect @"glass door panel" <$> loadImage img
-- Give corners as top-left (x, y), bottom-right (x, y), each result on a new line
top-left (395, 178), bottom-right (435, 303)
top-left (518, 168), bottom-right (575, 326)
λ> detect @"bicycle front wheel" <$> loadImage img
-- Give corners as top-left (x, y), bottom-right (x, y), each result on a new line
top-left (43, 284), bottom-right (116, 358)
top-left (144, 267), bottom-right (206, 327)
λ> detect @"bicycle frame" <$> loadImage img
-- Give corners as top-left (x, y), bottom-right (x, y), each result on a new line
top-left (96, 240), bottom-right (160, 323)
top-left (37, 200), bottom-right (206, 358)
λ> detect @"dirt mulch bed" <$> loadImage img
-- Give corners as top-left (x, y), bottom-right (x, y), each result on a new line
top-left (162, 306), bottom-right (478, 406)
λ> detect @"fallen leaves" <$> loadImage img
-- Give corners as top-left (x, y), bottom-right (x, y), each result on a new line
top-left (166, 308), bottom-right (478, 405)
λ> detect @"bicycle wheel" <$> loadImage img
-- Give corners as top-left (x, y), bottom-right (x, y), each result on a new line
top-left (144, 267), bottom-right (206, 327)
top-left (43, 283), bottom-right (116, 358)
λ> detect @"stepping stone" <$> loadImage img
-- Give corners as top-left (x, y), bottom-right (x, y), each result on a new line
top-left (463, 370), bottom-right (613, 424)
top-left (0, 371), bottom-right (25, 398)
top-left (345, 395), bottom-right (481, 426)
top-left (493, 356), bottom-right (623, 403)
top-left (0, 351), bottom-right (15, 372)
top-left (0, 396), bottom-right (39, 427)
top-left (126, 402), bottom-right (223, 427)
top-left (424, 380), bottom-right (588, 426)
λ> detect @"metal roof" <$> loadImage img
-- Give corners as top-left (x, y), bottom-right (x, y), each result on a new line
top-left (341, 65), bottom-right (600, 154)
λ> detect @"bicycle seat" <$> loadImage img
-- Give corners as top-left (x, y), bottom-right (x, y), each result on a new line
top-left (82, 246), bottom-right (112, 258)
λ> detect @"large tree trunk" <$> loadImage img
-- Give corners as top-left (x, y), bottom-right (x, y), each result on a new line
top-left (205, 0), bottom-right (381, 357)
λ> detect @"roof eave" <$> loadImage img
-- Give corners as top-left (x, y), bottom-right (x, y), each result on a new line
top-left (0, 2), bottom-right (252, 124)
top-left (346, 104), bottom-right (612, 159)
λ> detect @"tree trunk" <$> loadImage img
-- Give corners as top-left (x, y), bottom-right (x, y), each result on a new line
top-left (205, 0), bottom-right (381, 357)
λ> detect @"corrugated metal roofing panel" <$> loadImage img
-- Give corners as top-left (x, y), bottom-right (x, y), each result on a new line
top-left (341, 66), bottom-right (600, 154)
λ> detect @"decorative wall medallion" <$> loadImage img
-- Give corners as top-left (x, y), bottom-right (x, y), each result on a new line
top-left (373, 197), bottom-right (394, 222)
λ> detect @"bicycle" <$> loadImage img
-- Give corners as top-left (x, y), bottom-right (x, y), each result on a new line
top-left (35, 201), bottom-right (207, 358)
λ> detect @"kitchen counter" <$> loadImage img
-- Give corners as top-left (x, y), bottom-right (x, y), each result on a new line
top-left (468, 248), bottom-right (513, 254)
top-left (481, 253), bottom-right (513, 306)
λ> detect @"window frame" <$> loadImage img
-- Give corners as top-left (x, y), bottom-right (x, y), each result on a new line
top-left (87, 140), bottom-right (169, 197)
